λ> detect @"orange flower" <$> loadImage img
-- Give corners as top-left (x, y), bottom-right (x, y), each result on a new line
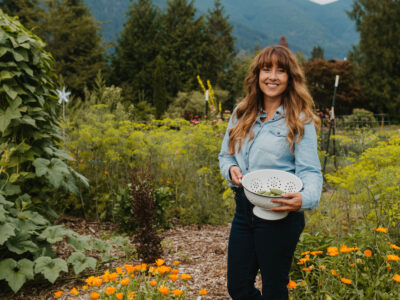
top-left (173, 260), bottom-right (180, 266)
top-left (327, 246), bottom-right (339, 257)
top-left (102, 270), bottom-right (110, 282)
top-left (116, 292), bottom-right (124, 300)
top-left (364, 249), bottom-right (372, 257)
top-left (310, 250), bottom-right (323, 256)
top-left (301, 251), bottom-right (310, 256)
top-left (54, 291), bottom-right (63, 298)
top-left (159, 285), bottom-right (170, 295)
top-left (70, 288), bottom-right (78, 295)
top-left (172, 289), bottom-right (183, 296)
top-left (341, 278), bottom-right (352, 284)
top-left (391, 244), bottom-right (400, 250)
top-left (156, 259), bottom-right (165, 266)
top-left (172, 268), bottom-right (179, 275)
top-left (150, 280), bottom-right (157, 286)
top-left (90, 292), bottom-right (101, 300)
top-left (121, 277), bottom-right (130, 285)
top-left (300, 281), bottom-right (307, 286)
top-left (287, 280), bottom-right (297, 289)
top-left (116, 267), bottom-right (123, 274)
top-left (157, 265), bottom-right (171, 274)
top-left (129, 292), bottom-right (136, 299)
top-left (387, 254), bottom-right (400, 261)
top-left (373, 227), bottom-right (388, 233)
top-left (109, 272), bottom-right (118, 281)
top-left (331, 269), bottom-right (339, 276)
top-left (340, 245), bottom-right (352, 253)
top-left (169, 274), bottom-right (179, 282)
top-left (104, 171), bottom-right (108, 175)
top-left (393, 274), bottom-right (400, 282)
top-left (105, 286), bottom-right (116, 295)
top-left (181, 274), bottom-right (192, 280)
top-left (82, 285), bottom-right (88, 290)
top-left (350, 263), bottom-right (354, 267)
top-left (302, 267), bottom-right (312, 272)
top-left (199, 288), bottom-right (207, 295)
top-left (124, 264), bottom-right (135, 273)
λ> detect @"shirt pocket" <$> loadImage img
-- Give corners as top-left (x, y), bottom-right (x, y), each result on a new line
top-left (268, 126), bottom-right (292, 156)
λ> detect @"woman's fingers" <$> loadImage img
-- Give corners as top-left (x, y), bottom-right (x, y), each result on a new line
top-left (270, 192), bottom-right (302, 211)
top-left (230, 166), bottom-right (243, 186)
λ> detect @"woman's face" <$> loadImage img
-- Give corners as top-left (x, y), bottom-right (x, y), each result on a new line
top-left (258, 60), bottom-right (289, 102)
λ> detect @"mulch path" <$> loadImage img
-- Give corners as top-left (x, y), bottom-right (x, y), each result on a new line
top-left (1, 217), bottom-right (262, 299)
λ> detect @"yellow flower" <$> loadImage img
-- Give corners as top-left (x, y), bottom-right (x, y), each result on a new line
top-left (181, 273), bottom-right (192, 280)
top-left (364, 249), bottom-right (372, 257)
top-left (90, 292), bottom-right (101, 300)
top-left (373, 227), bottom-right (388, 233)
top-left (156, 259), bottom-right (165, 266)
top-left (387, 254), bottom-right (400, 261)
top-left (150, 280), bottom-right (157, 286)
top-left (70, 288), bottom-right (78, 295)
top-left (116, 292), bottom-right (124, 300)
top-left (169, 274), bottom-right (179, 282)
top-left (54, 291), bottom-right (63, 298)
top-left (287, 280), bottom-right (297, 289)
top-left (173, 260), bottom-right (180, 266)
top-left (172, 289), bottom-right (183, 296)
top-left (158, 285), bottom-right (170, 295)
top-left (340, 278), bottom-right (352, 284)
top-left (393, 274), bottom-right (400, 282)
top-left (391, 244), bottom-right (400, 250)
top-left (105, 286), bottom-right (116, 295)
top-left (121, 277), bottom-right (130, 285)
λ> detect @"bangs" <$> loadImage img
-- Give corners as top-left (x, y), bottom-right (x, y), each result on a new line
top-left (257, 47), bottom-right (290, 71)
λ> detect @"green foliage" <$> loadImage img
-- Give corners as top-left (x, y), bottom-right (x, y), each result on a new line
top-left (0, 0), bottom-right (44, 30)
top-left (67, 251), bottom-right (96, 274)
top-left (0, 258), bottom-right (34, 293)
top-left (310, 45), bottom-right (324, 60)
top-left (153, 55), bottom-right (168, 118)
top-left (339, 108), bottom-right (377, 129)
top-left (34, 256), bottom-right (68, 284)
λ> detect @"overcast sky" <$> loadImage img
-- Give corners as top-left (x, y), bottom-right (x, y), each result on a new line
top-left (309, 0), bottom-right (339, 4)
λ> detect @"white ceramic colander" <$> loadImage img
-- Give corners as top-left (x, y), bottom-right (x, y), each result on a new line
top-left (240, 169), bottom-right (303, 220)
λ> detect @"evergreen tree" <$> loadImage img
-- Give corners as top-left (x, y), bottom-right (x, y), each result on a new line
top-left (111, 0), bottom-right (160, 103)
top-left (348, 0), bottom-right (400, 117)
top-left (159, 0), bottom-right (209, 98)
top-left (205, 0), bottom-right (235, 86)
top-left (0, 0), bottom-right (44, 30)
top-left (310, 45), bottom-right (324, 60)
top-left (36, 0), bottom-right (107, 96)
top-left (153, 55), bottom-right (168, 118)
top-left (279, 35), bottom-right (289, 48)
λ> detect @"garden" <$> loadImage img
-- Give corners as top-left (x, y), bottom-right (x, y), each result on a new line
top-left (2, 1), bottom-right (400, 299)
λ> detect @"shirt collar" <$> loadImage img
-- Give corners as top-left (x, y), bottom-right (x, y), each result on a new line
top-left (258, 104), bottom-right (285, 122)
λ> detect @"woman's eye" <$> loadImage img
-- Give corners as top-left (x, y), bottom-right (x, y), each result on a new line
top-left (278, 68), bottom-right (286, 73)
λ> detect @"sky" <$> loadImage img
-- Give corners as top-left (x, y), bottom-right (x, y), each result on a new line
top-left (309, 0), bottom-right (339, 4)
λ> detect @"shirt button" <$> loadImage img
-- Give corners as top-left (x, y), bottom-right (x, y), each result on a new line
top-left (246, 168), bottom-right (248, 171)
top-left (277, 132), bottom-right (280, 135)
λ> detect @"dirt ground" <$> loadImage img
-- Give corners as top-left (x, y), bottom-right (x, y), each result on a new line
top-left (0, 217), bottom-right (263, 300)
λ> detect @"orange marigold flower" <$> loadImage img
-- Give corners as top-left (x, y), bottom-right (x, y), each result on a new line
top-left (373, 227), bottom-right (388, 233)
top-left (172, 268), bottom-right (179, 275)
top-left (341, 278), bottom-right (352, 284)
top-left (109, 272), bottom-right (117, 281)
top-left (54, 291), bottom-right (63, 298)
top-left (104, 171), bottom-right (108, 175)
top-left (199, 288), bottom-right (207, 295)
top-left (82, 285), bottom-right (88, 290)
top-left (310, 251), bottom-right (323, 256)
top-left (139, 263), bottom-right (147, 271)
top-left (287, 280), bottom-right (297, 289)
top-left (301, 251), bottom-right (310, 256)
top-left (393, 274), bottom-right (400, 282)
top-left (340, 245), bottom-right (352, 253)
top-left (158, 265), bottom-right (170, 274)
top-left (121, 277), bottom-right (130, 285)
top-left (350, 263), bottom-right (354, 267)
top-left (391, 244), bottom-right (400, 250)
top-left (302, 267), bottom-right (312, 272)
top-left (173, 260), bottom-right (180, 265)
top-left (387, 264), bottom-right (392, 271)
top-left (159, 285), bottom-right (170, 295)
top-left (105, 286), bottom-right (116, 295)
top-left (116, 292), bottom-right (124, 300)
top-left (300, 281), bottom-right (307, 286)
top-left (156, 259), bottom-right (165, 266)
top-left (149, 266), bottom-right (156, 274)
top-left (90, 292), bottom-right (101, 300)
top-left (364, 249), bottom-right (372, 257)
top-left (172, 289), bottom-right (183, 296)
top-left (129, 292), bottom-right (136, 299)
top-left (70, 288), bottom-right (78, 295)
top-left (169, 274), bottom-right (179, 282)
top-left (116, 267), bottom-right (123, 274)
top-left (102, 270), bottom-right (110, 282)
top-left (150, 280), bottom-right (157, 286)
top-left (387, 254), bottom-right (400, 261)
top-left (181, 273), bottom-right (192, 280)
top-left (331, 269), bottom-right (339, 276)
top-left (94, 277), bottom-right (102, 287)
top-left (124, 264), bottom-right (135, 273)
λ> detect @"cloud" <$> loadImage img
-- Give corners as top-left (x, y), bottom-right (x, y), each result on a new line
top-left (309, 0), bottom-right (339, 5)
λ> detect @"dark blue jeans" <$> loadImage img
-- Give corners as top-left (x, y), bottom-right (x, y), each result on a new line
top-left (227, 187), bottom-right (305, 300)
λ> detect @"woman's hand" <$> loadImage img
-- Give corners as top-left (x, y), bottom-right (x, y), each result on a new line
top-left (229, 166), bottom-right (243, 186)
top-left (270, 192), bottom-right (302, 212)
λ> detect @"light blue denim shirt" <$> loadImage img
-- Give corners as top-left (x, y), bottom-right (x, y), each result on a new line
top-left (218, 105), bottom-right (323, 210)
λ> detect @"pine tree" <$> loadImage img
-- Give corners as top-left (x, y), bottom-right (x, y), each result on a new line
top-left (36, 0), bottom-right (107, 96)
top-left (159, 0), bottom-right (209, 98)
top-left (0, 0), bottom-right (44, 30)
top-left (279, 35), bottom-right (289, 48)
top-left (348, 0), bottom-right (400, 117)
top-left (153, 55), bottom-right (168, 118)
top-left (310, 45), bottom-right (324, 60)
top-left (111, 0), bottom-right (160, 103)
top-left (205, 0), bottom-right (235, 85)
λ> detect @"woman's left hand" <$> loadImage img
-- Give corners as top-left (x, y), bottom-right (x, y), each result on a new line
top-left (270, 192), bottom-right (302, 212)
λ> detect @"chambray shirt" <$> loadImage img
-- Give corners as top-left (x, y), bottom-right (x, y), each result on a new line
top-left (218, 105), bottom-right (323, 210)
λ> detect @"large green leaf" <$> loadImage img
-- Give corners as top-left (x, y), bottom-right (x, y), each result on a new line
top-left (2, 83), bottom-right (18, 100)
top-left (0, 194), bottom-right (14, 206)
top-left (0, 258), bottom-right (34, 293)
top-left (6, 232), bottom-right (39, 254)
top-left (0, 105), bottom-right (22, 132)
top-left (32, 158), bottom-right (50, 177)
top-left (0, 222), bottom-right (16, 245)
top-left (17, 210), bottom-right (49, 226)
top-left (38, 225), bottom-right (73, 243)
top-left (66, 234), bottom-right (92, 251)
top-left (34, 256), bottom-right (68, 283)
top-left (67, 252), bottom-right (96, 275)
top-left (2, 182), bottom-right (21, 196)
top-left (0, 205), bottom-right (8, 222)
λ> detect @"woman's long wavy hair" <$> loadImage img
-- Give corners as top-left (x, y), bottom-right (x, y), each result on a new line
top-left (228, 45), bottom-right (320, 155)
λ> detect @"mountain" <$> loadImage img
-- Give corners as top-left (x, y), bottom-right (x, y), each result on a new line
top-left (85, 0), bottom-right (359, 59)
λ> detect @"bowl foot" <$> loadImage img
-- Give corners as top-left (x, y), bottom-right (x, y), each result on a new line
top-left (253, 206), bottom-right (288, 220)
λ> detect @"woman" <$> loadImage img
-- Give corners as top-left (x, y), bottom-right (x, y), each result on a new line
top-left (218, 45), bottom-right (322, 300)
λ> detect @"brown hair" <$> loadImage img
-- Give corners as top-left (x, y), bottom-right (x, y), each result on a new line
top-left (228, 45), bottom-right (320, 155)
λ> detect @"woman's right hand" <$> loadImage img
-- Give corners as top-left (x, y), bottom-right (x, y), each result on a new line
top-left (230, 166), bottom-right (243, 186)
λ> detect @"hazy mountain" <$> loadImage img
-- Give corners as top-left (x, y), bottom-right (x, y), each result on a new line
top-left (85, 0), bottom-right (358, 59)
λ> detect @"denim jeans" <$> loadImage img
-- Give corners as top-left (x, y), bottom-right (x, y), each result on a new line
top-left (227, 187), bottom-right (305, 300)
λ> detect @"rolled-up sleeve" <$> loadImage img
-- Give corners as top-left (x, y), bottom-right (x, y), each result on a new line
top-left (295, 121), bottom-right (323, 210)
top-left (218, 114), bottom-right (238, 183)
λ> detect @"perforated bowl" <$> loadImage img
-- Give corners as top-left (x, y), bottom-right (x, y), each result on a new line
top-left (240, 169), bottom-right (303, 220)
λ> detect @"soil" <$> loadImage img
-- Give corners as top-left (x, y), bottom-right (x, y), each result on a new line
top-left (0, 217), bottom-right (262, 300)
